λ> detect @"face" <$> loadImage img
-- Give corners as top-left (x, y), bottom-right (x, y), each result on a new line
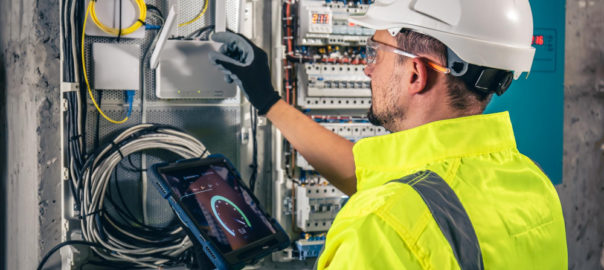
top-left (365, 30), bottom-right (411, 131)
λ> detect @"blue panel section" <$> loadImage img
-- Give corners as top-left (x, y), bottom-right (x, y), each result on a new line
top-left (484, 0), bottom-right (566, 184)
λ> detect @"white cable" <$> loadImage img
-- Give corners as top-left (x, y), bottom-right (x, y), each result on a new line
top-left (80, 124), bottom-right (210, 267)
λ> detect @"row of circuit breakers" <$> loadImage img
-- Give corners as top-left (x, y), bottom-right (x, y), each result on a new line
top-left (276, 0), bottom-right (380, 261)
top-left (80, 0), bottom-right (379, 263)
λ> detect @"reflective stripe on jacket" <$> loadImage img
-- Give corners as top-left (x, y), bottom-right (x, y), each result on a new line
top-left (316, 112), bottom-right (567, 269)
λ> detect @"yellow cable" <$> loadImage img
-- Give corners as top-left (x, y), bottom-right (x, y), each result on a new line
top-left (178, 0), bottom-right (209, 27)
top-left (82, 4), bottom-right (129, 124)
top-left (89, 0), bottom-right (147, 36)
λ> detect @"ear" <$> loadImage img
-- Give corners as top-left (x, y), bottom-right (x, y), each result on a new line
top-left (407, 58), bottom-right (429, 95)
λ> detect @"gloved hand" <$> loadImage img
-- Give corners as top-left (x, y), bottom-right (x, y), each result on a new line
top-left (209, 32), bottom-right (281, 115)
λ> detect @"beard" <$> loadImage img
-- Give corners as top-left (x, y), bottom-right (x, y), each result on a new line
top-left (367, 105), bottom-right (383, 126)
top-left (367, 81), bottom-right (404, 131)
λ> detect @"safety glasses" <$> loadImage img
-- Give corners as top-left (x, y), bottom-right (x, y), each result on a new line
top-left (366, 38), bottom-right (451, 74)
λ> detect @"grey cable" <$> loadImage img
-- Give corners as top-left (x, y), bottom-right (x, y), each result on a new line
top-left (80, 124), bottom-right (210, 267)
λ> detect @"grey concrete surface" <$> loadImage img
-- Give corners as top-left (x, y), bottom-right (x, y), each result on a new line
top-left (0, 0), bottom-right (603, 269)
top-left (0, 0), bottom-right (62, 269)
top-left (1, 20), bottom-right (7, 270)
top-left (557, 0), bottom-right (604, 269)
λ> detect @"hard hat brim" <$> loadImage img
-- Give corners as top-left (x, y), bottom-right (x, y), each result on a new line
top-left (348, 15), bottom-right (535, 79)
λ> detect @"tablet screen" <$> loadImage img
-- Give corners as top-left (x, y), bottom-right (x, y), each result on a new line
top-left (160, 163), bottom-right (276, 253)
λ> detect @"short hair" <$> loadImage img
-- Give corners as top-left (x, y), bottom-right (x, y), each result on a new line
top-left (394, 29), bottom-right (492, 112)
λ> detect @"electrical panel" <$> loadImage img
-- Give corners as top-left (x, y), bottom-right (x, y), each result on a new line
top-left (273, 0), bottom-right (382, 262)
top-left (58, 0), bottom-right (258, 269)
top-left (297, 1), bottom-right (373, 46)
top-left (57, 0), bottom-right (565, 268)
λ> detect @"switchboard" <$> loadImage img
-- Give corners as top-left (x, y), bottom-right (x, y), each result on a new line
top-left (55, 0), bottom-right (565, 268)
top-left (273, 0), bottom-right (380, 262)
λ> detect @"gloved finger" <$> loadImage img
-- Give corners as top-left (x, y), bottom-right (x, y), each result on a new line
top-left (210, 57), bottom-right (243, 85)
top-left (213, 60), bottom-right (235, 75)
top-left (208, 51), bottom-right (245, 69)
top-left (211, 31), bottom-right (241, 44)
top-left (212, 32), bottom-right (255, 65)
top-left (224, 74), bottom-right (234, 84)
top-left (212, 31), bottom-right (255, 49)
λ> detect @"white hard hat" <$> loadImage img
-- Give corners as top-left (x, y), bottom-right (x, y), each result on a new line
top-left (349, 0), bottom-right (535, 80)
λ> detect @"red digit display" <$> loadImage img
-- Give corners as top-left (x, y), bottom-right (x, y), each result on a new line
top-left (312, 13), bottom-right (329, 24)
top-left (532, 35), bottom-right (544, 46)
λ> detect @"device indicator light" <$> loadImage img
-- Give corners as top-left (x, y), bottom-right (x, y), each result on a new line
top-left (312, 13), bottom-right (329, 24)
top-left (532, 35), bottom-right (544, 46)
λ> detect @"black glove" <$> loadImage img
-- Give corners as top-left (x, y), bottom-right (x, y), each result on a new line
top-left (209, 32), bottom-right (281, 115)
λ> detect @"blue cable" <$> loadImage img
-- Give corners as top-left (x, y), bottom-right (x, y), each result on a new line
top-left (126, 90), bottom-right (135, 117)
top-left (145, 24), bottom-right (161, 30)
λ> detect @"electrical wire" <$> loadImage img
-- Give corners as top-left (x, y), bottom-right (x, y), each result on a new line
top-left (185, 25), bottom-right (215, 40)
top-left (89, 0), bottom-right (146, 36)
top-left (178, 0), bottom-right (209, 27)
top-left (249, 106), bottom-right (259, 192)
top-left (79, 124), bottom-right (210, 268)
top-left (36, 240), bottom-right (107, 270)
top-left (81, 3), bottom-right (131, 124)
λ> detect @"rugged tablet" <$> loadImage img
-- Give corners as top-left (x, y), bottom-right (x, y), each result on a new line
top-left (150, 155), bottom-right (290, 270)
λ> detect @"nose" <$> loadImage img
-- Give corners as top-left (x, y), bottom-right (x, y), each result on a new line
top-left (364, 63), bottom-right (374, 77)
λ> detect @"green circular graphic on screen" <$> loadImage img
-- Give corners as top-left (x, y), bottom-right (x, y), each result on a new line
top-left (211, 195), bottom-right (252, 236)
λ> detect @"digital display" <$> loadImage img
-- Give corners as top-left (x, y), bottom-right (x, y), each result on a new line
top-left (532, 35), bottom-right (545, 46)
top-left (161, 163), bottom-right (276, 253)
top-left (312, 13), bottom-right (329, 24)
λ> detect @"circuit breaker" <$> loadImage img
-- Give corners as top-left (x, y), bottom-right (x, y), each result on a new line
top-left (272, 0), bottom-right (378, 262)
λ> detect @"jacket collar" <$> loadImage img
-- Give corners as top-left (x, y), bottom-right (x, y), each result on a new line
top-left (353, 112), bottom-right (517, 190)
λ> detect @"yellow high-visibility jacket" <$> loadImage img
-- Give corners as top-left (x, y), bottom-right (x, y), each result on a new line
top-left (316, 112), bottom-right (567, 269)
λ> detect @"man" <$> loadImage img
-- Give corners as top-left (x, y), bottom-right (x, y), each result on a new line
top-left (209, 0), bottom-right (567, 268)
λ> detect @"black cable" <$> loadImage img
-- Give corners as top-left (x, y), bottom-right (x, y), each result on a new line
top-left (94, 91), bottom-right (103, 150)
top-left (117, 0), bottom-right (123, 42)
top-left (80, 259), bottom-right (148, 270)
top-left (66, 93), bottom-right (82, 209)
top-left (62, 0), bottom-right (74, 82)
top-left (249, 107), bottom-right (258, 192)
top-left (146, 4), bottom-right (164, 18)
top-left (36, 240), bottom-right (106, 270)
top-left (185, 25), bottom-right (215, 40)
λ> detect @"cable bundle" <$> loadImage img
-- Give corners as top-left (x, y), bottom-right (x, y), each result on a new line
top-left (89, 0), bottom-right (147, 36)
top-left (80, 124), bottom-right (210, 268)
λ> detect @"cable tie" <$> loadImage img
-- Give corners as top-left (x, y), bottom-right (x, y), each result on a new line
top-left (69, 134), bottom-right (83, 142)
top-left (200, 149), bottom-right (209, 158)
top-left (138, 19), bottom-right (147, 25)
top-left (80, 208), bottom-right (105, 219)
top-left (110, 142), bottom-right (125, 159)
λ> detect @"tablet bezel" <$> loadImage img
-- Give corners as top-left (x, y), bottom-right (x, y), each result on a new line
top-left (150, 155), bottom-right (290, 269)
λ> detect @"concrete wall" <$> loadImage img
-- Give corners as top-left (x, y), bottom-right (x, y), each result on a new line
top-left (557, 0), bottom-right (604, 269)
top-left (0, 0), bottom-right (62, 269)
top-left (0, 14), bottom-right (7, 269)
top-left (0, 0), bottom-right (603, 269)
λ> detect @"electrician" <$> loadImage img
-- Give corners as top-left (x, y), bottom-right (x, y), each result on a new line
top-left (209, 0), bottom-right (567, 268)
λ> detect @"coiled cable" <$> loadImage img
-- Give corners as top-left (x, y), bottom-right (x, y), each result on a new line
top-left (80, 124), bottom-right (210, 268)
top-left (89, 0), bottom-right (147, 36)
